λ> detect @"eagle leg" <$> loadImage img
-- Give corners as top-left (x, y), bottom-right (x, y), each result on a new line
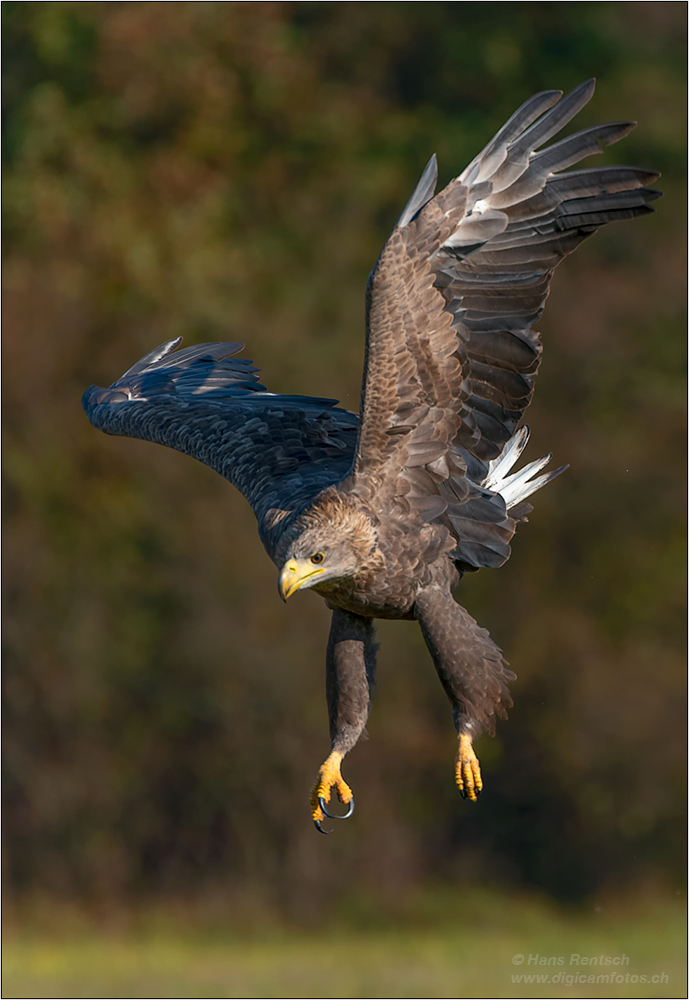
top-left (455, 732), bottom-right (483, 801)
top-left (310, 751), bottom-right (354, 833)
top-left (311, 608), bottom-right (377, 832)
top-left (414, 564), bottom-right (515, 802)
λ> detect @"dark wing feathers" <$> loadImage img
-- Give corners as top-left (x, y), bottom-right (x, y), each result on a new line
top-left (83, 341), bottom-right (359, 560)
top-left (352, 79), bottom-right (659, 569)
top-left (84, 82), bottom-right (658, 576)
top-left (117, 334), bottom-right (186, 376)
top-left (460, 88), bottom-right (564, 187)
top-left (397, 153), bottom-right (439, 227)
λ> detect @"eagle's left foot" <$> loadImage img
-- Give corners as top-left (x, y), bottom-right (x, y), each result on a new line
top-left (455, 733), bottom-right (483, 802)
top-left (310, 751), bottom-right (355, 833)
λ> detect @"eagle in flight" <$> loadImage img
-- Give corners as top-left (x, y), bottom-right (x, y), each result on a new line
top-left (84, 81), bottom-right (659, 832)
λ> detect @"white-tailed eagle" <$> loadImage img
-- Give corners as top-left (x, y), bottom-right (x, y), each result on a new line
top-left (83, 80), bottom-right (659, 831)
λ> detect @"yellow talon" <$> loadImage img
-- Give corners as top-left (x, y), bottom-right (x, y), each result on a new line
top-left (455, 733), bottom-right (483, 802)
top-left (310, 750), bottom-right (353, 824)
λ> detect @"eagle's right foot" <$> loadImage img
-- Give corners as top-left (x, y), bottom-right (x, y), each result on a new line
top-left (310, 751), bottom-right (355, 833)
top-left (455, 733), bottom-right (483, 801)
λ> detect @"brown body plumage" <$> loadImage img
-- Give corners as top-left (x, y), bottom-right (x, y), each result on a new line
top-left (83, 81), bottom-right (660, 829)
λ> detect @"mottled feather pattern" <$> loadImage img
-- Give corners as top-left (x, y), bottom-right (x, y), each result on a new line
top-left (354, 185), bottom-right (468, 496)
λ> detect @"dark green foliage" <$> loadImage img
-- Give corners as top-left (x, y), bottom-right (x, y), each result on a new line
top-left (3, 2), bottom-right (685, 917)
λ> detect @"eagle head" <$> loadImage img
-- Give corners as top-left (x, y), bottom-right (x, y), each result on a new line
top-left (278, 492), bottom-right (378, 601)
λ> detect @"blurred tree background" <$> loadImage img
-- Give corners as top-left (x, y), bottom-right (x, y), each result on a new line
top-left (3, 1), bottom-right (685, 924)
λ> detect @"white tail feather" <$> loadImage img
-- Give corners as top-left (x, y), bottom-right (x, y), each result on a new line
top-left (482, 426), bottom-right (566, 509)
top-left (483, 425), bottom-right (530, 491)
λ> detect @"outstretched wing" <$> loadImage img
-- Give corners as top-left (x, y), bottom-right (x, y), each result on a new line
top-left (83, 339), bottom-right (359, 560)
top-left (350, 79), bottom-right (660, 568)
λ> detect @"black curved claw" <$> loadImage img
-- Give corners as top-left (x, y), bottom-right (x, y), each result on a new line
top-left (319, 795), bottom-right (355, 820)
top-left (314, 818), bottom-right (333, 835)
top-left (458, 787), bottom-right (480, 801)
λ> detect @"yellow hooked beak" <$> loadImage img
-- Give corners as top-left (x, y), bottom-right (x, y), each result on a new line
top-left (278, 558), bottom-right (325, 601)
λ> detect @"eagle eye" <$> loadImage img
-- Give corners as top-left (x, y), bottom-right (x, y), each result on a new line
top-left (311, 551), bottom-right (325, 565)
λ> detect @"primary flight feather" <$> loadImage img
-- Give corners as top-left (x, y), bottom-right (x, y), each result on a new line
top-left (83, 80), bottom-right (660, 831)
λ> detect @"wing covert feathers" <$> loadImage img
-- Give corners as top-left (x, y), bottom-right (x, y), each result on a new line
top-left (353, 79), bottom-right (659, 569)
